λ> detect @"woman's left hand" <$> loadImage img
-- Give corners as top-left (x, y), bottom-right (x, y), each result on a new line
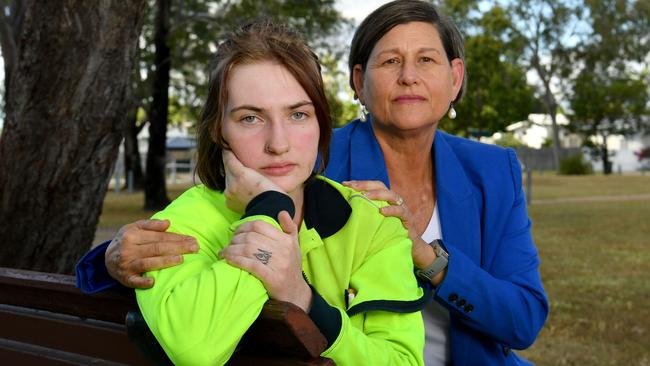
top-left (219, 211), bottom-right (312, 312)
top-left (343, 180), bottom-right (419, 241)
top-left (342, 180), bottom-right (432, 268)
top-left (223, 149), bottom-right (284, 213)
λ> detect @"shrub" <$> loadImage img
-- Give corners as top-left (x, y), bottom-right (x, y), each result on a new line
top-left (559, 154), bottom-right (593, 175)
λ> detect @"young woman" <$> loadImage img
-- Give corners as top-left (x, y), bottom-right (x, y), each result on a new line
top-left (132, 21), bottom-right (425, 366)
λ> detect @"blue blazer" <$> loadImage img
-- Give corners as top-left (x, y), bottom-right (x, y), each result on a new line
top-left (324, 119), bottom-right (548, 366)
top-left (77, 118), bottom-right (548, 366)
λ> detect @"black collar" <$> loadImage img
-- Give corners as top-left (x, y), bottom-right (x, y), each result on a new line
top-left (303, 178), bottom-right (352, 239)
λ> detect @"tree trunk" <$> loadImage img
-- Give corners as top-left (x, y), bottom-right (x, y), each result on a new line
top-left (123, 106), bottom-right (145, 191)
top-left (600, 133), bottom-right (611, 175)
top-left (144, 0), bottom-right (171, 210)
top-left (0, 0), bottom-right (146, 273)
top-left (548, 105), bottom-right (562, 171)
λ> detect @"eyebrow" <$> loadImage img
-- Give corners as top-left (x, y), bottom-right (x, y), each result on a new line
top-left (375, 47), bottom-right (443, 58)
top-left (228, 100), bottom-right (314, 114)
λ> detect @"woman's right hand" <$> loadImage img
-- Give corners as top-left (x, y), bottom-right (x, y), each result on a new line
top-left (222, 149), bottom-right (283, 213)
top-left (105, 219), bottom-right (199, 289)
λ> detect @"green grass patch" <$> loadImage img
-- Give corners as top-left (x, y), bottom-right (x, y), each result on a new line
top-left (527, 174), bottom-right (650, 200)
top-left (519, 200), bottom-right (650, 365)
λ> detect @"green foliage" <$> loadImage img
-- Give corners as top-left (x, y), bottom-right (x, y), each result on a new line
top-left (566, 0), bottom-right (650, 174)
top-left (442, 4), bottom-right (534, 136)
top-left (559, 154), bottom-right (593, 175)
top-left (494, 133), bottom-right (525, 148)
top-left (319, 52), bottom-right (359, 127)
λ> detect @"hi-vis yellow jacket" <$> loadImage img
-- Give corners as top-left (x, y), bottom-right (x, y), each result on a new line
top-left (136, 176), bottom-right (426, 366)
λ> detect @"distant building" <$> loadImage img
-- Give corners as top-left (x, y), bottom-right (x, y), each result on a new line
top-left (505, 114), bottom-right (582, 149)
top-left (112, 123), bottom-right (197, 189)
top-left (489, 114), bottom-right (649, 173)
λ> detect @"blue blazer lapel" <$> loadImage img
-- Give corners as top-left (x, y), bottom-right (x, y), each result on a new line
top-left (349, 117), bottom-right (391, 187)
top-left (434, 131), bottom-right (481, 263)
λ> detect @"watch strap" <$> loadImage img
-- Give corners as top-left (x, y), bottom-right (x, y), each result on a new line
top-left (416, 239), bottom-right (448, 282)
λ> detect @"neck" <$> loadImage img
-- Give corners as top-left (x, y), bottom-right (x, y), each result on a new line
top-left (372, 122), bottom-right (436, 187)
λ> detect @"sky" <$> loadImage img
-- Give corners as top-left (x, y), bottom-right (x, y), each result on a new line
top-left (335, 0), bottom-right (393, 24)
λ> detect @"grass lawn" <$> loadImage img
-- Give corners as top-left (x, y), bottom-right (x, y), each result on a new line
top-left (527, 173), bottom-right (650, 200)
top-left (520, 199), bottom-right (650, 365)
top-left (98, 174), bottom-right (650, 365)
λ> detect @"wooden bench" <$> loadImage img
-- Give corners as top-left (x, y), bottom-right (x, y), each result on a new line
top-left (0, 267), bottom-right (333, 365)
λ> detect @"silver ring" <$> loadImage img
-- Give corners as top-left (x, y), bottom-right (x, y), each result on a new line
top-left (395, 196), bottom-right (404, 206)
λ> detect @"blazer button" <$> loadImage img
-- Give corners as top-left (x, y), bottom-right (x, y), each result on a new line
top-left (463, 304), bottom-right (474, 313)
top-left (448, 293), bottom-right (459, 302)
top-left (503, 346), bottom-right (511, 356)
top-left (457, 299), bottom-right (466, 307)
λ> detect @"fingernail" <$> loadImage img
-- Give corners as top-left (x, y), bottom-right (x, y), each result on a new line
top-left (174, 255), bottom-right (183, 263)
top-left (190, 244), bottom-right (199, 252)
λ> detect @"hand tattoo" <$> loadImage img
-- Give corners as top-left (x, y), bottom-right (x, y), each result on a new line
top-left (254, 248), bottom-right (272, 265)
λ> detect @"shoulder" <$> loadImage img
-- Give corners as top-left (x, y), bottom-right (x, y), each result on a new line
top-left (316, 175), bottom-right (391, 211)
top-left (316, 176), bottom-right (406, 242)
top-left (438, 131), bottom-right (522, 192)
top-left (155, 185), bottom-right (225, 216)
top-left (151, 185), bottom-right (238, 240)
top-left (439, 131), bottom-right (513, 164)
top-left (330, 119), bottom-right (360, 150)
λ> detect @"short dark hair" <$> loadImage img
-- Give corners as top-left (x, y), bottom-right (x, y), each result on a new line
top-left (196, 21), bottom-right (332, 191)
top-left (348, 0), bottom-right (466, 102)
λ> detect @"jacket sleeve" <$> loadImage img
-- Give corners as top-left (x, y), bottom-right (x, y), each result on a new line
top-left (135, 190), bottom-right (292, 366)
top-left (307, 208), bottom-right (425, 366)
top-left (435, 149), bottom-right (549, 350)
top-left (75, 240), bottom-right (122, 294)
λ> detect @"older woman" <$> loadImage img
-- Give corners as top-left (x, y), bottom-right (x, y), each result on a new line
top-left (77, 1), bottom-right (548, 365)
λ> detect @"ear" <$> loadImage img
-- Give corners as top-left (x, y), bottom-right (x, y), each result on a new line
top-left (450, 58), bottom-right (465, 100)
top-left (352, 64), bottom-right (366, 103)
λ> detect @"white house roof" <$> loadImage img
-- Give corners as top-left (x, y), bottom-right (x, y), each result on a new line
top-left (507, 113), bottom-right (569, 132)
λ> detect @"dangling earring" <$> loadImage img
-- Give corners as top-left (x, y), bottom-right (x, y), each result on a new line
top-left (359, 103), bottom-right (368, 122)
top-left (447, 104), bottom-right (457, 120)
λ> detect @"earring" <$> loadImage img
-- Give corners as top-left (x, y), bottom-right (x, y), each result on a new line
top-left (447, 104), bottom-right (457, 120)
top-left (359, 103), bottom-right (368, 122)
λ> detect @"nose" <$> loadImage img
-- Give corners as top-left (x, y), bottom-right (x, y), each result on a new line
top-left (398, 61), bottom-right (419, 86)
top-left (264, 120), bottom-right (290, 155)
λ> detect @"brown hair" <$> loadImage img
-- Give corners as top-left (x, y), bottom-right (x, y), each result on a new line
top-left (196, 21), bottom-right (332, 191)
top-left (348, 0), bottom-right (466, 103)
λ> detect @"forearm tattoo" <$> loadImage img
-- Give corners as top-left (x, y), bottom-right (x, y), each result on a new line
top-left (254, 248), bottom-right (272, 265)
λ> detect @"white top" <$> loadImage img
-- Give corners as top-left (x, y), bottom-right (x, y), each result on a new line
top-left (420, 204), bottom-right (451, 366)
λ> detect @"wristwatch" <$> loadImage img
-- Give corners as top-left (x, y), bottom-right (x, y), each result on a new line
top-left (416, 239), bottom-right (449, 282)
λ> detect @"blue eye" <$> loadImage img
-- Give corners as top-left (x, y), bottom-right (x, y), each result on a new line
top-left (291, 112), bottom-right (307, 121)
top-left (241, 115), bottom-right (258, 124)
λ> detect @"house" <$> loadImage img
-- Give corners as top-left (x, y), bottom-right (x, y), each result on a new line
top-left (496, 114), bottom-right (649, 173)
top-left (505, 113), bottom-right (582, 149)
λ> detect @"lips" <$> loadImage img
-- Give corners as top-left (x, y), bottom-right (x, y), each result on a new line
top-left (260, 163), bottom-right (297, 176)
top-left (394, 95), bottom-right (426, 103)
